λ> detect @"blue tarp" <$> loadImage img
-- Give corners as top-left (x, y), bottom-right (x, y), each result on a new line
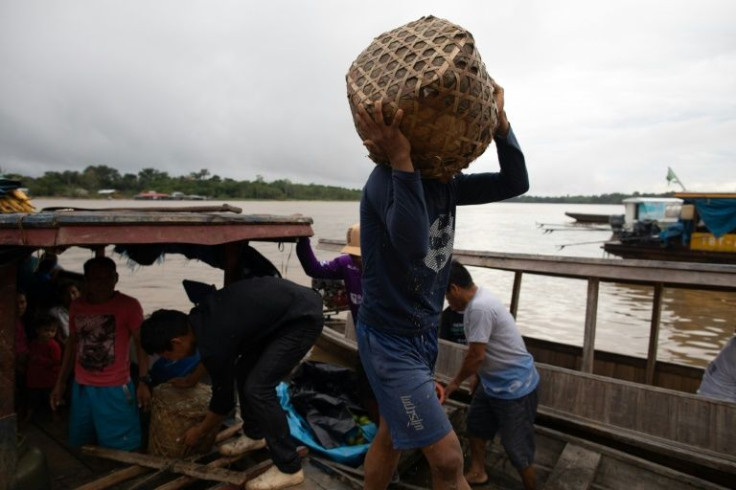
top-left (277, 382), bottom-right (376, 467)
top-left (693, 198), bottom-right (736, 238)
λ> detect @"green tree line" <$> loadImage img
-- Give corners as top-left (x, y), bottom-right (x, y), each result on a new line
top-left (7, 165), bottom-right (362, 201)
top-left (5, 165), bottom-right (676, 203)
top-left (508, 191), bottom-right (677, 204)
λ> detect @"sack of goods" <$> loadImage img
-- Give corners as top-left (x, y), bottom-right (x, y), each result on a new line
top-left (148, 382), bottom-right (218, 457)
top-left (347, 15), bottom-right (497, 182)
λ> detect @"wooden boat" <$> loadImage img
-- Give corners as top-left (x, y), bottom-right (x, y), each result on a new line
top-left (316, 238), bottom-right (736, 488)
top-left (604, 193), bottom-right (736, 264)
top-left (564, 211), bottom-right (613, 224)
top-left (0, 206), bottom-right (361, 490)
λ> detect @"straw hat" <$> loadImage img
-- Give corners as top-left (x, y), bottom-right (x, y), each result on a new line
top-left (341, 223), bottom-right (361, 256)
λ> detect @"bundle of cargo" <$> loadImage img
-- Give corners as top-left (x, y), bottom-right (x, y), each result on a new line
top-left (347, 15), bottom-right (497, 182)
top-left (0, 179), bottom-right (34, 213)
top-left (148, 382), bottom-right (218, 457)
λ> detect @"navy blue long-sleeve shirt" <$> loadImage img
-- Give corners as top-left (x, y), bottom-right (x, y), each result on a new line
top-left (358, 127), bottom-right (529, 336)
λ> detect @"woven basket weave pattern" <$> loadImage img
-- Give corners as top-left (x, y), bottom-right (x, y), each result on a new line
top-left (347, 16), bottom-right (497, 180)
top-left (148, 383), bottom-right (218, 457)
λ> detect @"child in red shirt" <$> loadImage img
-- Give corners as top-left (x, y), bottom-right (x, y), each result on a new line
top-left (26, 314), bottom-right (62, 421)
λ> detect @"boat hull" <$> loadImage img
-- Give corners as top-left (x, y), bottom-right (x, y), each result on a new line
top-left (603, 241), bottom-right (736, 264)
top-left (315, 321), bottom-right (736, 488)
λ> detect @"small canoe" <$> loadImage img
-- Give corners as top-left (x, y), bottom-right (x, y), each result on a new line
top-left (564, 211), bottom-right (613, 224)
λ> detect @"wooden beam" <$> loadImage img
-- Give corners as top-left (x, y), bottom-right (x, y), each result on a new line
top-left (0, 264), bottom-right (17, 490)
top-left (80, 446), bottom-right (250, 485)
top-left (510, 271), bottom-right (522, 319)
top-left (581, 279), bottom-right (599, 373)
top-left (316, 239), bottom-right (736, 291)
top-left (0, 265), bottom-right (17, 418)
top-left (153, 455), bottom-right (244, 490)
top-left (646, 283), bottom-right (664, 385)
top-left (75, 465), bottom-right (150, 490)
top-left (543, 443), bottom-right (601, 490)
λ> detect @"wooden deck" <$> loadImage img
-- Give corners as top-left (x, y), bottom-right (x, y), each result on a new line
top-left (18, 412), bottom-right (355, 490)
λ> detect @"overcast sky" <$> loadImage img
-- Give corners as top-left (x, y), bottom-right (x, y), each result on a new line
top-left (1, 1), bottom-right (734, 196)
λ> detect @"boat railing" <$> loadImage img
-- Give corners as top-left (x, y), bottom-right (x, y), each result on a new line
top-left (317, 239), bottom-right (736, 386)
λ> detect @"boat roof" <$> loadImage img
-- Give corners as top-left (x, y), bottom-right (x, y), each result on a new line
top-left (0, 207), bottom-right (313, 248)
top-left (675, 192), bottom-right (736, 199)
top-left (622, 197), bottom-right (683, 204)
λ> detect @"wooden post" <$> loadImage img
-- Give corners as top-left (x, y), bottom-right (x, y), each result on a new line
top-left (581, 278), bottom-right (599, 373)
top-left (645, 283), bottom-right (664, 385)
top-left (223, 242), bottom-right (241, 286)
top-left (0, 264), bottom-right (18, 490)
top-left (510, 271), bottom-right (522, 319)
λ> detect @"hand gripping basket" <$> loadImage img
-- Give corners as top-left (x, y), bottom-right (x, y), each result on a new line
top-left (347, 15), bottom-right (497, 181)
top-left (148, 382), bottom-right (218, 457)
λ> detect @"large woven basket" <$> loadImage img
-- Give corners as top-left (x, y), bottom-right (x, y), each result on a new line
top-left (148, 383), bottom-right (218, 457)
top-left (347, 15), bottom-right (497, 181)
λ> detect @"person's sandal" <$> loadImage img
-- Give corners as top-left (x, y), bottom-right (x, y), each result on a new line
top-left (245, 466), bottom-right (304, 490)
top-left (218, 434), bottom-right (266, 456)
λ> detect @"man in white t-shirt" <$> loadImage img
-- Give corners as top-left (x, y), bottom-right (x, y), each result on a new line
top-left (443, 260), bottom-right (539, 490)
top-left (698, 334), bottom-right (736, 403)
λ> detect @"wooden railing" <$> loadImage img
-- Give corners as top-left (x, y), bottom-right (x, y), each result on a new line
top-left (317, 239), bottom-right (736, 385)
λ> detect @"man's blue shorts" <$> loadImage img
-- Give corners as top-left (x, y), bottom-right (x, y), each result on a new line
top-left (69, 380), bottom-right (141, 450)
top-left (356, 321), bottom-right (452, 450)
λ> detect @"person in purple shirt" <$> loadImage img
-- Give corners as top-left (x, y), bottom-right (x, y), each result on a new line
top-left (297, 224), bottom-right (379, 422)
top-left (296, 223), bottom-right (363, 322)
top-left (355, 81), bottom-right (529, 489)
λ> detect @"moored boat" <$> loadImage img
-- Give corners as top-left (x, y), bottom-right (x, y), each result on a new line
top-left (564, 211), bottom-right (613, 224)
top-left (604, 193), bottom-right (736, 264)
top-left (0, 207), bottom-right (361, 489)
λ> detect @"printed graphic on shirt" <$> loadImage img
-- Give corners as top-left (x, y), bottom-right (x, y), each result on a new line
top-left (76, 314), bottom-right (116, 371)
top-left (350, 292), bottom-right (363, 305)
top-left (424, 214), bottom-right (454, 272)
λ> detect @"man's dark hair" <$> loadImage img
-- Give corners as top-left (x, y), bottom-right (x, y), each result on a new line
top-left (140, 309), bottom-right (190, 354)
top-left (447, 260), bottom-right (474, 290)
top-left (83, 256), bottom-right (117, 276)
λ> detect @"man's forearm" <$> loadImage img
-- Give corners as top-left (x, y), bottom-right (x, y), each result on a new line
top-left (200, 410), bottom-right (225, 434)
top-left (452, 356), bottom-right (482, 387)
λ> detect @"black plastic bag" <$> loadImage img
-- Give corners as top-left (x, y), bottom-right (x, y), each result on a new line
top-left (289, 361), bottom-right (365, 449)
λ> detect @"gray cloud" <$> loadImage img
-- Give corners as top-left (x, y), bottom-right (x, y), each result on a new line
top-left (1, 0), bottom-right (734, 195)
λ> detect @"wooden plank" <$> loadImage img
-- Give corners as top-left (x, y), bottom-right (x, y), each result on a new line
top-left (536, 364), bottom-right (736, 467)
top-left (543, 443), bottom-right (601, 490)
top-left (153, 455), bottom-right (242, 490)
top-left (0, 265), bottom-right (17, 418)
top-left (510, 271), bottom-right (522, 318)
top-left (581, 278), bottom-right (599, 373)
top-left (316, 239), bottom-right (736, 291)
top-left (75, 465), bottom-right (151, 490)
top-left (646, 283), bottom-right (663, 385)
top-left (0, 264), bottom-right (17, 490)
top-left (215, 422), bottom-right (244, 443)
top-left (155, 446), bottom-right (308, 490)
top-left (80, 446), bottom-right (250, 485)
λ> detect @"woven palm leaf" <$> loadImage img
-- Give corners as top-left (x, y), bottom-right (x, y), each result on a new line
top-left (148, 383), bottom-right (218, 457)
top-left (347, 15), bottom-right (497, 181)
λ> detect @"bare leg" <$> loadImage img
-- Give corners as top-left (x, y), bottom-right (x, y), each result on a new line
top-left (363, 415), bottom-right (401, 490)
top-left (422, 429), bottom-right (469, 490)
top-left (519, 464), bottom-right (536, 490)
top-left (464, 436), bottom-right (488, 485)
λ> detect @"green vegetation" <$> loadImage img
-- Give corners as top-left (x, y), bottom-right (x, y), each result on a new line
top-left (7, 165), bottom-right (362, 201)
top-left (6, 165), bottom-right (676, 203)
top-left (509, 191), bottom-right (677, 205)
